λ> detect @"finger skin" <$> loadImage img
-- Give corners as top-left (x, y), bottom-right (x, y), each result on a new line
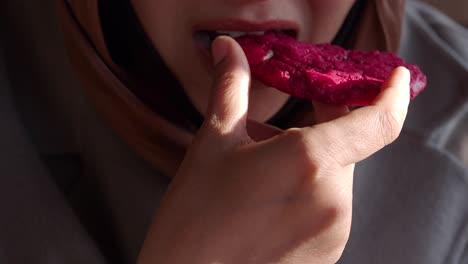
top-left (204, 36), bottom-right (251, 140)
top-left (247, 119), bottom-right (282, 142)
top-left (298, 66), bottom-right (411, 167)
top-left (312, 101), bottom-right (350, 124)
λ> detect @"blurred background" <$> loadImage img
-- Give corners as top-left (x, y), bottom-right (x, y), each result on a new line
top-left (423, 0), bottom-right (468, 26)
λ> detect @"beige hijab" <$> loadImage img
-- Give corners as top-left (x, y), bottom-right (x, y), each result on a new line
top-left (56, 0), bottom-right (405, 178)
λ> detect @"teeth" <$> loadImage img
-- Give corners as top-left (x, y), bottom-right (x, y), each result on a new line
top-left (194, 29), bottom-right (293, 50)
top-left (194, 31), bottom-right (212, 49)
top-left (250, 31), bottom-right (267, 35)
top-left (215, 31), bottom-right (247, 38)
top-left (214, 31), bottom-right (266, 38)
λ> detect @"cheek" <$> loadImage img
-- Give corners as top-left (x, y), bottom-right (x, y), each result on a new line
top-left (131, 0), bottom-right (182, 45)
top-left (304, 0), bottom-right (356, 42)
top-left (308, 0), bottom-right (355, 17)
top-left (131, 0), bottom-right (213, 113)
top-left (131, 0), bottom-right (199, 62)
top-left (131, 0), bottom-right (200, 77)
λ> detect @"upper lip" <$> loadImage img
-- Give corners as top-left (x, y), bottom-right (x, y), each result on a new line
top-left (192, 19), bottom-right (300, 34)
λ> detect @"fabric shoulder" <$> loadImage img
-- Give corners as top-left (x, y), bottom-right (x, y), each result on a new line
top-left (405, 0), bottom-right (468, 63)
top-left (399, 0), bottom-right (468, 167)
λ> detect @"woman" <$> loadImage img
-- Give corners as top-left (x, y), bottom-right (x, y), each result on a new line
top-left (1, 0), bottom-right (466, 263)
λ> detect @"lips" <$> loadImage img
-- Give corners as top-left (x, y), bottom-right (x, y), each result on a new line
top-left (192, 19), bottom-right (299, 50)
top-left (192, 19), bottom-right (299, 74)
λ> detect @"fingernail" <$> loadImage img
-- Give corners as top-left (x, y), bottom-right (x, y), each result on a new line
top-left (212, 37), bottom-right (228, 65)
top-left (395, 66), bottom-right (410, 82)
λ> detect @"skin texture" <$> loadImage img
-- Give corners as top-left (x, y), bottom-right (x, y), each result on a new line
top-left (130, 1), bottom-right (411, 263)
top-left (137, 37), bottom-right (411, 263)
top-left (131, 0), bottom-right (356, 122)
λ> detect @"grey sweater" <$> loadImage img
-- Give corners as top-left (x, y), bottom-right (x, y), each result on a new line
top-left (1, 1), bottom-right (467, 263)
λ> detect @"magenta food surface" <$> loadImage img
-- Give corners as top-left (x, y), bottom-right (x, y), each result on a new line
top-left (235, 32), bottom-right (426, 106)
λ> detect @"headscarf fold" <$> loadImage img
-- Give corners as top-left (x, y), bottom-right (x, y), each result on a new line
top-left (351, 0), bottom-right (405, 51)
top-left (56, 0), bottom-right (406, 178)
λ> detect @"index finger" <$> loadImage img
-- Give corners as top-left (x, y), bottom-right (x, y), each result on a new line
top-left (307, 66), bottom-right (411, 167)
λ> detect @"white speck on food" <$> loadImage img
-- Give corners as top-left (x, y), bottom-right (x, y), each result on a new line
top-left (263, 50), bottom-right (274, 61)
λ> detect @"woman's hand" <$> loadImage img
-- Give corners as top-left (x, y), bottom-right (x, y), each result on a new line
top-left (138, 36), bottom-right (410, 264)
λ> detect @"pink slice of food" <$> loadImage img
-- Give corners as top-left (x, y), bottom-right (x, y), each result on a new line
top-left (235, 32), bottom-right (426, 106)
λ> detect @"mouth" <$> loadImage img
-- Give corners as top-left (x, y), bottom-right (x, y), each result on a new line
top-left (192, 20), bottom-right (299, 50)
top-left (194, 29), bottom-right (298, 50)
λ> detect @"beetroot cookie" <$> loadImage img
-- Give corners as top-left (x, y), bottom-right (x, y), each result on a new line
top-left (235, 32), bottom-right (426, 106)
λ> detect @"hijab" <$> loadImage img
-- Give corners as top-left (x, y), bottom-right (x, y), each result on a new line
top-left (56, 0), bottom-right (405, 178)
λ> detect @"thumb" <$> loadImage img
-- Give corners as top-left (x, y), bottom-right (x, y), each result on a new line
top-left (204, 36), bottom-right (251, 141)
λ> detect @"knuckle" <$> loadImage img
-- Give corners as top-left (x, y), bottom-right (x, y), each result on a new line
top-left (377, 108), bottom-right (403, 146)
top-left (283, 128), bottom-right (323, 172)
top-left (285, 127), bottom-right (308, 147)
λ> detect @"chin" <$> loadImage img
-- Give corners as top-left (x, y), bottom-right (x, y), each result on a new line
top-left (247, 80), bottom-right (290, 122)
